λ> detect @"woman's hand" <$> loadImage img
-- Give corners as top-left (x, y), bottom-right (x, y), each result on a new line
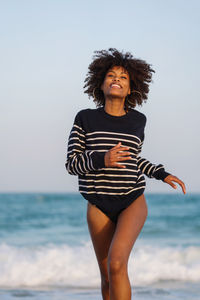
top-left (104, 142), bottom-right (132, 168)
top-left (164, 174), bottom-right (186, 194)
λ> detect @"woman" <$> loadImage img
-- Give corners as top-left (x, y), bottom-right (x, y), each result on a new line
top-left (65, 48), bottom-right (186, 300)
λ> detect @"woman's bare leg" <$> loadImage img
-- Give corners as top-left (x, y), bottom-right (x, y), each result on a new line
top-left (87, 203), bottom-right (116, 300)
top-left (108, 194), bottom-right (148, 300)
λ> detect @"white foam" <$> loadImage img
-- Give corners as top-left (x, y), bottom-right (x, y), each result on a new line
top-left (1, 242), bottom-right (200, 288)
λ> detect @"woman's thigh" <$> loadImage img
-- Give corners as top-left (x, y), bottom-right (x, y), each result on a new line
top-left (108, 194), bottom-right (148, 265)
top-left (87, 202), bottom-right (116, 276)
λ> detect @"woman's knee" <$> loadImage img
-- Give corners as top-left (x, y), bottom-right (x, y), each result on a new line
top-left (108, 256), bottom-right (127, 276)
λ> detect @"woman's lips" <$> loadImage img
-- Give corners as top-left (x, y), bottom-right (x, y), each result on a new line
top-left (110, 83), bottom-right (121, 89)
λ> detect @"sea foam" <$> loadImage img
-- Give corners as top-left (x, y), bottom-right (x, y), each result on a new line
top-left (1, 242), bottom-right (200, 288)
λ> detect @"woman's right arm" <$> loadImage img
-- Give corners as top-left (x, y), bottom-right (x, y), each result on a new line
top-left (65, 112), bottom-right (105, 175)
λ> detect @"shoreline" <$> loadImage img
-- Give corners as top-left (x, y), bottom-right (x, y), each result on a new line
top-left (0, 282), bottom-right (199, 300)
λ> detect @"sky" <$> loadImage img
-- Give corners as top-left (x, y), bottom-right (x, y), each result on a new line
top-left (0, 0), bottom-right (200, 193)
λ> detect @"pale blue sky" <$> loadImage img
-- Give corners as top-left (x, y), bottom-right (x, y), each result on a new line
top-left (0, 0), bottom-right (199, 193)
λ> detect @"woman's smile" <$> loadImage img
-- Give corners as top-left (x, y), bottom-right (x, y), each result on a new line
top-left (110, 83), bottom-right (122, 89)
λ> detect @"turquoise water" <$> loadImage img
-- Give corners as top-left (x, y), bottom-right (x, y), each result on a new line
top-left (0, 193), bottom-right (200, 299)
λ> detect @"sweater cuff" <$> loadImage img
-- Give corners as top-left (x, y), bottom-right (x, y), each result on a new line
top-left (153, 165), bottom-right (171, 181)
top-left (91, 151), bottom-right (105, 169)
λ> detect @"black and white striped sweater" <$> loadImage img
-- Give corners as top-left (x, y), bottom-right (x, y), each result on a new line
top-left (65, 107), bottom-right (170, 202)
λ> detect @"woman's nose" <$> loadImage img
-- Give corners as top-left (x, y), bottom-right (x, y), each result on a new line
top-left (113, 75), bottom-right (120, 81)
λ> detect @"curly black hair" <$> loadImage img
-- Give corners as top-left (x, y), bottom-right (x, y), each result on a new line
top-left (83, 48), bottom-right (155, 111)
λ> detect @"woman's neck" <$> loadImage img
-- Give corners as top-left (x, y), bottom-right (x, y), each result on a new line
top-left (104, 99), bottom-right (126, 116)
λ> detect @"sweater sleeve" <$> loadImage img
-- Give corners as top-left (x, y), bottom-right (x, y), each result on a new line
top-left (65, 111), bottom-right (105, 175)
top-left (136, 138), bottom-right (171, 182)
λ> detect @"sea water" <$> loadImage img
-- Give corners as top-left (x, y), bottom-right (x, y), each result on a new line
top-left (0, 193), bottom-right (199, 299)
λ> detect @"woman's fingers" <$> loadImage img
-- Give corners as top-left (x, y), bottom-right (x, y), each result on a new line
top-left (112, 162), bottom-right (126, 168)
top-left (174, 178), bottom-right (186, 194)
top-left (105, 142), bottom-right (133, 168)
top-left (116, 155), bottom-right (132, 161)
top-left (111, 142), bottom-right (130, 152)
top-left (112, 142), bottom-right (123, 149)
top-left (116, 151), bottom-right (132, 157)
top-left (164, 175), bottom-right (186, 194)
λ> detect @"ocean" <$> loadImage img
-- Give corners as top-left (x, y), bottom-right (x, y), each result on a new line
top-left (0, 193), bottom-right (199, 299)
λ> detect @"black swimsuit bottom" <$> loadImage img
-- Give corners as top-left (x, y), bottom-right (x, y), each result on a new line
top-left (87, 188), bottom-right (145, 223)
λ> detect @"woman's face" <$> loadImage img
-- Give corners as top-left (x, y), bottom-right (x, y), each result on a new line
top-left (101, 66), bottom-right (131, 100)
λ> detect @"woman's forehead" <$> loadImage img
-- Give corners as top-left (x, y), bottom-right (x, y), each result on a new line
top-left (107, 65), bottom-right (129, 74)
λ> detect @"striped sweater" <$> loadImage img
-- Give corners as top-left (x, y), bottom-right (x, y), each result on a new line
top-left (65, 107), bottom-right (170, 202)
